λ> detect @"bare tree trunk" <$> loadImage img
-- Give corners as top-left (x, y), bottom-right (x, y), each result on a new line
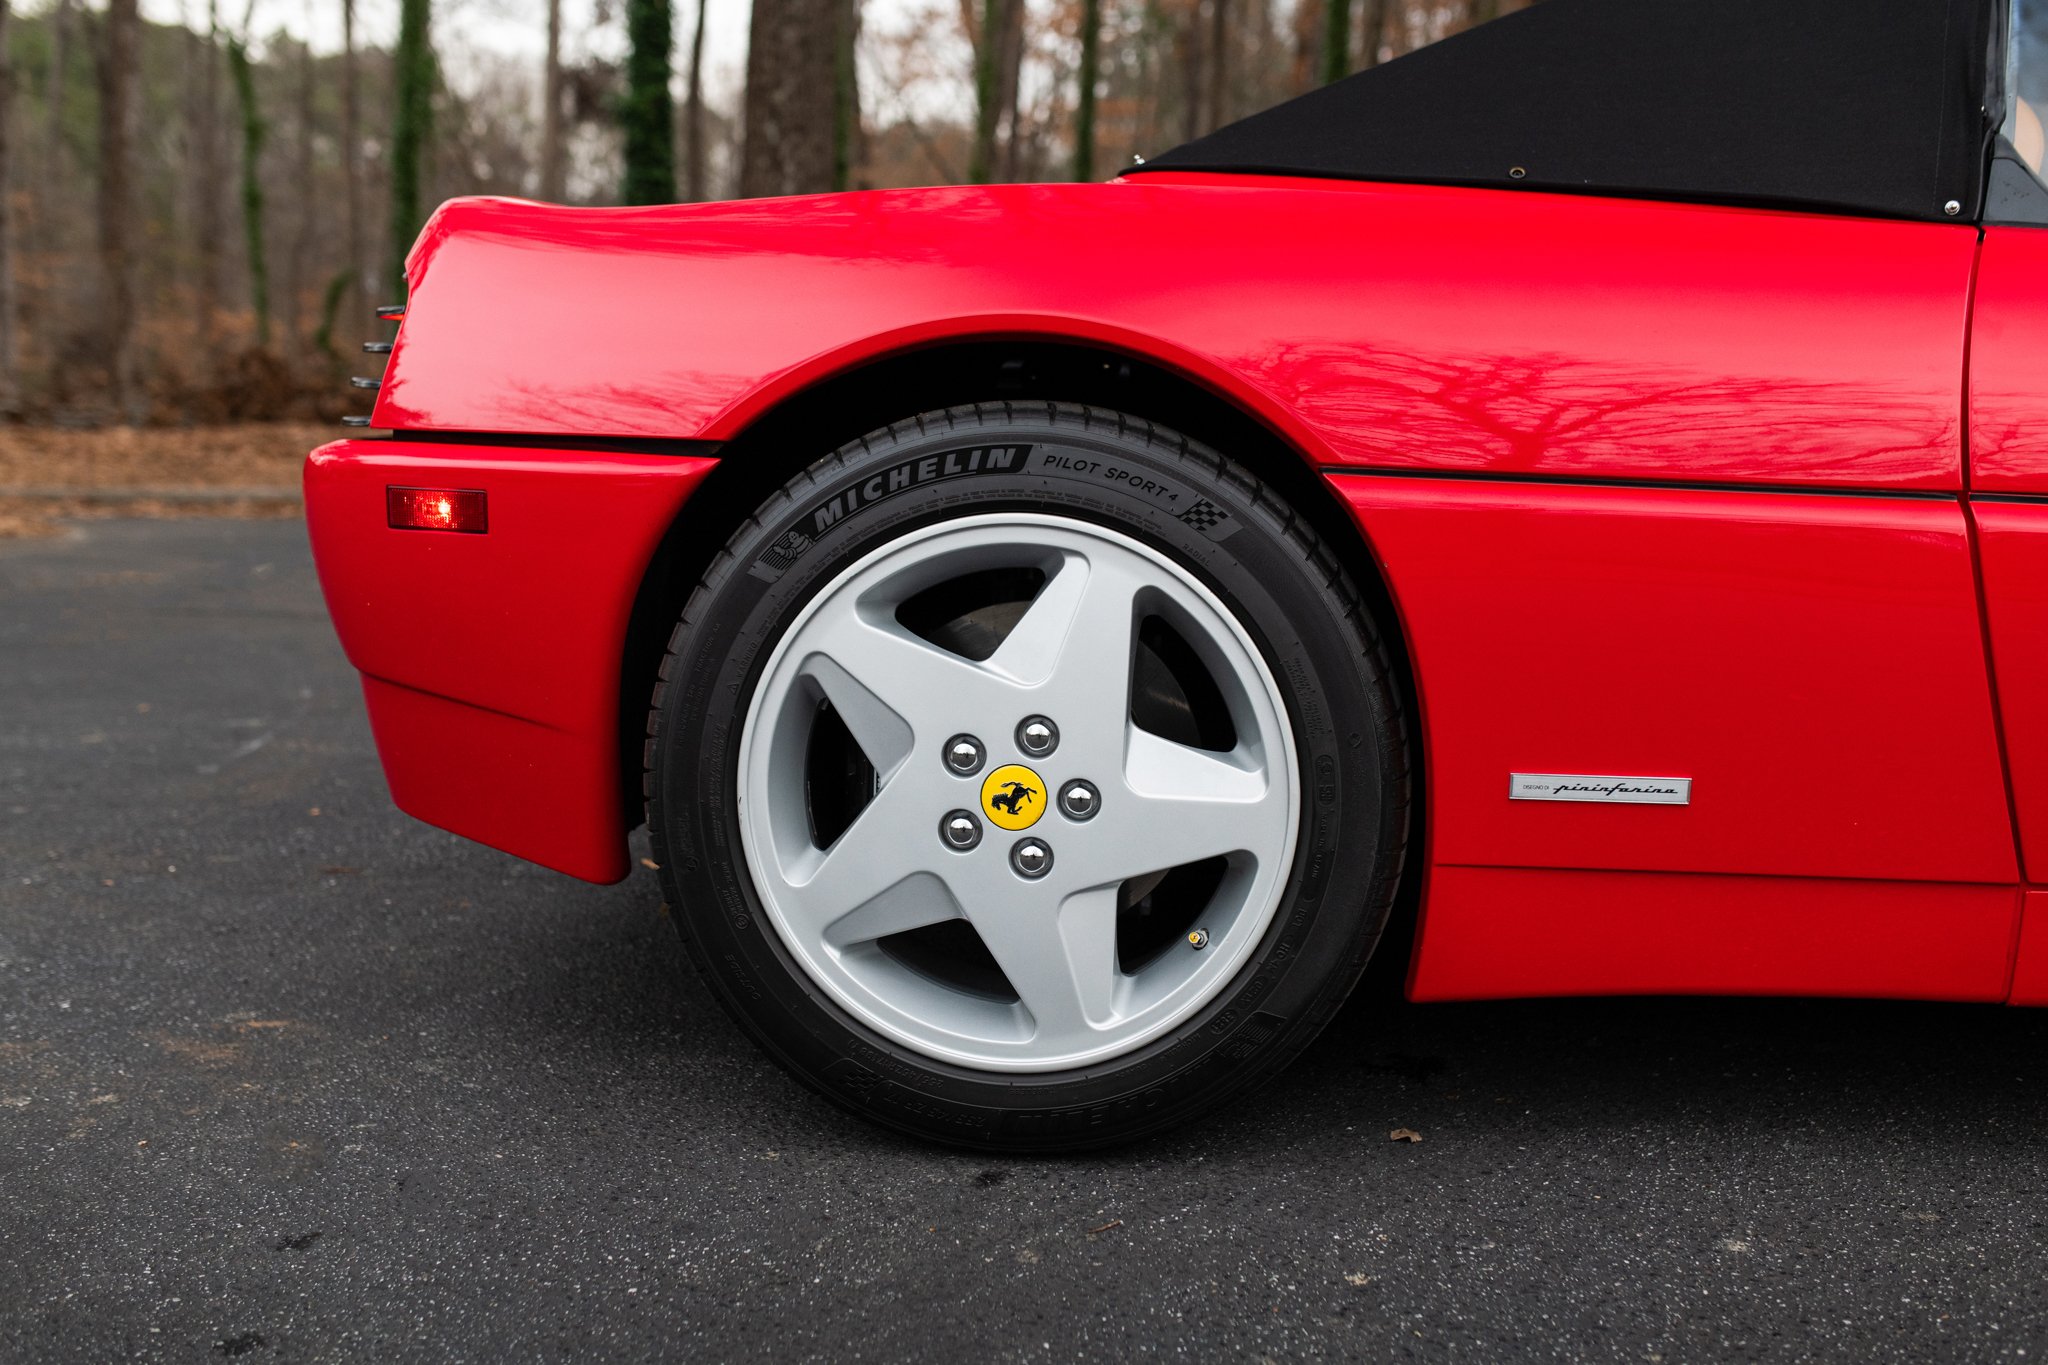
top-left (1359, 0), bottom-right (1388, 66)
top-left (176, 1), bottom-right (202, 301)
top-left (684, 0), bottom-right (707, 198)
top-left (740, 0), bottom-right (838, 196)
top-left (42, 0), bottom-right (68, 174)
top-left (995, 0), bottom-right (1024, 179)
top-left (1180, 1), bottom-right (1204, 141)
top-left (97, 0), bottom-right (141, 419)
top-left (1206, 0), bottom-right (1230, 129)
top-left (1385, 0), bottom-right (1413, 58)
top-left (1290, 0), bottom-right (1317, 93)
top-left (195, 0), bottom-right (224, 362)
top-left (0, 0), bottom-right (17, 415)
top-left (342, 0), bottom-right (366, 334)
top-left (539, 0), bottom-right (566, 200)
top-left (41, 0), bottom-right (72, 232)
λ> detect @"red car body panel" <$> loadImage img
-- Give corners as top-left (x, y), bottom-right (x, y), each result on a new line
top-left (1970, 504), bottom-right (2048, 880)
top-left (376, 179), bottom-right (1976, 491)
top-left (304, 441), bottom-right (715, 882)
top-left (1406, 869), bottom-right (2019, 1003)
top-left (1331, 476), bottom-right (2015, 885)
top-left (305, 176), bottom-right (2048, 1006)
top-left (1967, 228), bottom-right (2048, 495)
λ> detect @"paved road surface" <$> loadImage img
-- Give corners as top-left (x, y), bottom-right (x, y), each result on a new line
top-left (5, 518), bottom-right (2048, 1362)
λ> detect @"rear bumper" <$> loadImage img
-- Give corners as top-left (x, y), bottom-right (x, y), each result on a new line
top-left (304, 439), bottom-right (717, 882)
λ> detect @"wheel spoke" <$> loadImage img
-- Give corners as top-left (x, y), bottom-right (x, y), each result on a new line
top-left (799, 652), bottom-right (915, 779)
top-left (770, 781), bottom-right (946, 942)
top-left (820, 871), bottom-right (963, 949)
top-left (986, 548), bottom-right (1144, 698)
top-left (971, 884), bottom-right (1121, 1044)
top-left (802, 609), bottom-right (991, 730)
top-left (1077, 727), bottom-right (1288, 881)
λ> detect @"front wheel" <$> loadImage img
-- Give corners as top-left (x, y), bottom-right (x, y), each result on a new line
top-left (649, 404), bottom-right (1408, 1150)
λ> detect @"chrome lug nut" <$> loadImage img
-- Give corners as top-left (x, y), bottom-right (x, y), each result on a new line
top-left (941, 810), bottom-right (982, 851)
top-left (1058, 779), bottom-right (1100, 821)
top-left (1010, 838), bottom-right (1053, 879)
top-left (1016, 715), bottom-right (1059, 758)
top-left (944, 734), bottom-right (986, 775)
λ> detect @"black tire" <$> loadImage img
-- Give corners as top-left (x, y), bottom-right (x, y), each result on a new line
top-left (647, 403), bottom-right (1409, 1151)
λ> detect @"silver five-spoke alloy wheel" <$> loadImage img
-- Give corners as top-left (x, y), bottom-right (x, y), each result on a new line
top-left (736, 513), bottom-right (1300, 1072)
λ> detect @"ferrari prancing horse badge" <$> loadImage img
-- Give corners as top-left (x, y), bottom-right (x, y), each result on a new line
top-left (980, 764), bottom-right (1045, 830)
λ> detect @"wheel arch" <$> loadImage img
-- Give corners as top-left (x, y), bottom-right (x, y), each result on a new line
top-left (615, 335), bottom-right (1425, 952)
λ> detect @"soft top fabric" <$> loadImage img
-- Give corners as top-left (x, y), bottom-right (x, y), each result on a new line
top-left (1132, 0), bottom-right (1997, 222)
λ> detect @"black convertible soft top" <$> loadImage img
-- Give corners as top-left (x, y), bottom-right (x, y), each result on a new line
top-left (1131, 0), bottom-right (2000, 222)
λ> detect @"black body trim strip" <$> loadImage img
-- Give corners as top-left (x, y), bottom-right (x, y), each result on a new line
top-left (1320, 466), bottom-right (1956, 502)
top-left (379, 429), bottom-right (723, 458)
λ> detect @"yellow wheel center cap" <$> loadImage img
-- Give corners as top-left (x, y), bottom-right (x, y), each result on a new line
top-left (980, 764), bottom-right (1046, 831)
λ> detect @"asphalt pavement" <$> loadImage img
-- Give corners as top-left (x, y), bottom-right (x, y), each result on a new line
top-left (5, 517), bottom-right (2048, 1363)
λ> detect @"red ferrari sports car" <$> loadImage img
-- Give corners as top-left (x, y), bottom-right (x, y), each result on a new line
top-left (308, 0), bottom-right (2048, 1148)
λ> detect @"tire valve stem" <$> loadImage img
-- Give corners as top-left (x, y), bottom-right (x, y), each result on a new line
top-left (1187, 929), bottom-right (1209, 950)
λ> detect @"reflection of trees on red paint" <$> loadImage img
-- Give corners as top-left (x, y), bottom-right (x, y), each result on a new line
top-left (1280, 348), bottom-right (1949, 484)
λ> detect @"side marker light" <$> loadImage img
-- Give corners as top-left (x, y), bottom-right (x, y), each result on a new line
top-left (386, 486), bottom-right (487, 534)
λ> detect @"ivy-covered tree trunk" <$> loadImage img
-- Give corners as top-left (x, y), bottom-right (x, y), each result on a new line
top-left (226, 34), bottom-right (270, 348)
top-left (285, 36), bottom-right (314, 353)
top-left (1322, 0), bottom-right (1350, 84)
top-left (968, 0), bottom-right (1001, 181)
top-left (621, 0), bottom-right (676, 205)
top-left (1073, 0), bottom-right (1100, 180)
top-left (389, 0), bottom-right (434, 297)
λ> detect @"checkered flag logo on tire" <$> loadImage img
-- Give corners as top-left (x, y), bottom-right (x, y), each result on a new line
top-left (1177, 498), bottom-right (1229, 534)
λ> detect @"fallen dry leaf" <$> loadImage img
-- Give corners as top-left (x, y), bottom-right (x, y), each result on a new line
top-left (640, 858), bottom-right (660, 870)
top-left (1389, 1128), bottom-right (1423, 1143)
top-left (1344, 1272), bottom-right (1374, 1287)
top-left (1087, 1219), bottom-right (1123, 1235)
